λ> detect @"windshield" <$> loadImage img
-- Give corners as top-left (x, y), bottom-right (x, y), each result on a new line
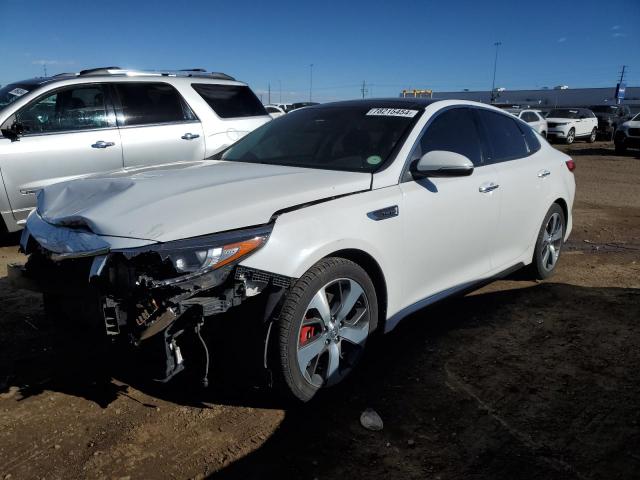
top-left (216, 105), bottom-right (422, 172)
top-left (0, 83), bottom-right (35, 111)
top-left (633, 113), bottom-right (640, 121)
top-left (548, 109), bottom-right (580, 119)
top-left (589, 106), bottom-right (617, 113)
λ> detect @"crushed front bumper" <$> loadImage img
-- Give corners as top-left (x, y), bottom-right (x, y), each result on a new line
top-left (14, 213), bottom-right (294, 387)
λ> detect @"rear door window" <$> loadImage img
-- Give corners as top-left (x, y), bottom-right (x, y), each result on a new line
top-left (476, 109), bottom-right (529, 162)
top-left (114, 83), bottom-right (196, 126)
top-left (417, 107), bottom-right (483, 166)
top-left (191, 84), bottom-right (267, 118)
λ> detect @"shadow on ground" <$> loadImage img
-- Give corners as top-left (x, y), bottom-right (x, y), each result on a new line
top-left (1, 279), bottom-right (639, 479)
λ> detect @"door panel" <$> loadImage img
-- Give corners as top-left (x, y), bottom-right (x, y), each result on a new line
top-left (397, 107), bottom-right (499, 308)
top-left (0, 129), bottom-right (123, 223)
top-left (113, 82), bottom-right (206, 167)
top-left (490, 154), bottom-right (550, 269)
top-left (0, 83), bottom-right (123, 224)
top-left (119, 122), bottom-right (205, 167)
top-left (400, 166), bottom-right (499, 307)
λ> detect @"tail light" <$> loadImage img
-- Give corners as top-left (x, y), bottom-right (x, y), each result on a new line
top-left (566, 158), bottom-right (576, 172)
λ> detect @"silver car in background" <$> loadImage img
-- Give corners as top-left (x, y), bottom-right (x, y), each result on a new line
top-left (0, 67), bottom-right (270, 233)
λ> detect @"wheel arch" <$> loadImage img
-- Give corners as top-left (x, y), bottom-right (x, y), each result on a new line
top-left (554, 197), bottom-right (568, 225)
top-left (327, 248), bottom-right (388, 330)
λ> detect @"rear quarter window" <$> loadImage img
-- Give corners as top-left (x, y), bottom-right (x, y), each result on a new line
top-left (192, 84), bottom-right (267, 118)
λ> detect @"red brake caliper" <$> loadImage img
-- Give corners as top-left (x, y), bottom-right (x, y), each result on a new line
top-left (299, 326), bottom-right (315, 345)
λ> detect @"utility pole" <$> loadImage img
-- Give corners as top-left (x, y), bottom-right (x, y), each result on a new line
top-left (279, 80), bottom-right (282, 103)
top-left (268, 82), bottom-right (271, 104)
top-left (490, 41), bottom-right (502, 104)
top-left (616, 65), bottom-right (627, 105)
top-left (309, 64), bottom-right (314, 102)
top-left (43, 64), bottom-right (47, 77)
top-left (360, 80), bottom-right (368, 99)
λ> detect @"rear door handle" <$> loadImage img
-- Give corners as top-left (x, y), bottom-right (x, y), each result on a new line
top-left (91, 140), bottom-right (115, 149)
top-left (537, 169), bottom-right (551, 178)
top-left (181, 133), bottom-right (200, 140)
top-left (479, 182), bottom-right (499, 193)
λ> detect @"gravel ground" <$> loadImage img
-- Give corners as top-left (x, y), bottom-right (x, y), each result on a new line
top-left (0, 141), bottom-right (638, 480)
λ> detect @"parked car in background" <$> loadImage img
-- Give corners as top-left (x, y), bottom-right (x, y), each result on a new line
top-left (588, 104), bottom-right (633, 140)
top-left (614, 112), bottom-right (640, 153)
top-left (265, 104), bottom-right (286, 118)
top-left (0, 67), bottom-right (270, 234)
top-left (545, 108), bottom-right (598, 144)
top-left (289, 102), bottom-right (320, 112)
top-left (13, 99), bottom-right (575, 402)
top-left (506, 109), bottom-right (548, 136)
top-left (273, 103), bottom-right (293, 113)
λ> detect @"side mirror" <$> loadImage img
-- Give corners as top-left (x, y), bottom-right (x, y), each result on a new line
top-left (411, 150), bottom-right (474, 178)
top-left (0, 116), bottom-right (25, 142)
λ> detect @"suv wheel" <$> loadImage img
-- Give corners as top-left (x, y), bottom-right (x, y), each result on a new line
top-left (565, 128), bottom-right (575, 144)
top-left (529, 204), bottom-right (565, 279)
top-left (587, 127), bottom-right (597, 143)
top-left (274, 257), bottom-right (378, 402)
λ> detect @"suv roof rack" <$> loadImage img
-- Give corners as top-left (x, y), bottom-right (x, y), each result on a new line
top-left (77, 67), bottom-right (235, 81)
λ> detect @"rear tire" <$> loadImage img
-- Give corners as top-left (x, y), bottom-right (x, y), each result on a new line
top-left (565, 128), bottom-right (575, 144)
top-left (529, 204), bottom-right (566, 280)
top-left (587, 127), bottom-right (597, 143)
top-left (273, 257), bottom-right (378, 402)
top-left (615, 141), bottom-right (627, 154)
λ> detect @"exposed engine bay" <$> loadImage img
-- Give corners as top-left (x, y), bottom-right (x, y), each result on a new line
top-left (13, 217), bottom-right (293, 388)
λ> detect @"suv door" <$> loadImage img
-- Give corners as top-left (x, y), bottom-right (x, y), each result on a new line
top-left (399, 107), bottom-right (499, 308)
top-left (113, 82), bottom-right (205, 167)
top-left (475, 108), bottom-right (550, 269)
top-left (0, 83), bottom-right (123, 225)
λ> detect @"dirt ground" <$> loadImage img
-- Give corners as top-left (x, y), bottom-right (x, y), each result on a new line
top-left (1, 141), bottom-right (639, 480)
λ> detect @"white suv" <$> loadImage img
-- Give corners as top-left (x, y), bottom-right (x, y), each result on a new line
top-left (545, 108), bottom-right (598, 144)
top-left (13, 99), bottom-right (575, 402)
top-left (0, 67), bottom-right (270, 233)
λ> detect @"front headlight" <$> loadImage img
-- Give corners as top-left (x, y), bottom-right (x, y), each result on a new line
top-left (116, 224), bottom-right (272, 285)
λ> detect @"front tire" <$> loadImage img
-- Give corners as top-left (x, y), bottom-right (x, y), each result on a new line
top-left (274, 257), bottom-right (378, 402)
top-left (529, 204), bottom-right (565, 280)
top-left (565, 128), bottom-right (575, 144)
top-left (587, 127), bottom-right (597, 143)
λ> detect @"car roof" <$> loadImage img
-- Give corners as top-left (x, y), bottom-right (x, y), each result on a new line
top-left (5, 68), bottom-right (241, 88)
top-left (310, 98), bottom-right (439, 110)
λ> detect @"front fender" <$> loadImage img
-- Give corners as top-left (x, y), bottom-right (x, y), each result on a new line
top-left (241, 186), bottom-right (407, 318)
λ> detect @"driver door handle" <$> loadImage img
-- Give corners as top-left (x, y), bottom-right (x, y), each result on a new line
top-left (181, 133), bottom-right (200, 140)
top-left (91, 141), bottom-right (115, 149)
top-left (479, 182), bottom-right (499, 193)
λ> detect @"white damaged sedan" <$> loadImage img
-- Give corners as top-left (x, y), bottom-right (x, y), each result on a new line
top-left (13, 99), bottom-right (576, 401)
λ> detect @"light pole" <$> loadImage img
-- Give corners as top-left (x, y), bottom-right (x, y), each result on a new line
top-left (309, 64), bottom-right (314, 102)
top-left (490, 41), bottom-right (502, 104)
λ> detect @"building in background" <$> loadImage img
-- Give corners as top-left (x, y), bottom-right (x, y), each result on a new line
top-left (401, 87), bottom-right (640, 113)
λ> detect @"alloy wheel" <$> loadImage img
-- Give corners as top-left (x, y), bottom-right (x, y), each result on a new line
top-left (296, 278), bottom-right (370, 387)
top-left (541, 212), bottom-right (563, 271)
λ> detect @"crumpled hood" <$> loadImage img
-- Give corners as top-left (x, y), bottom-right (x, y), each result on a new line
top-left (37, 160), bottom-right (371, 242)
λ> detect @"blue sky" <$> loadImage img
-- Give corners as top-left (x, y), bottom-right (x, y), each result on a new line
top-left (1, 0), bottom-right (638, 102)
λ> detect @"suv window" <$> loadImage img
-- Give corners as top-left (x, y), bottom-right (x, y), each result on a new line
top-left (15, 84), bottom-right (111, 134)
top-left (417, 107), bottom-right (483, 166)
top-left (476, 109), bottom-right (529, 162)
top-left (115, 83), bottom-right (195, 126)
top-left (192, 84), bottom-right (267, 118)
top-left (521, 111), bottom-right (538, 123)
top-left (517, 122), bottom-right (542, 154)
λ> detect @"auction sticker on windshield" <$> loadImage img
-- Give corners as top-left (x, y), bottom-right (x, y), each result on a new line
top-left (366, 108), bottom-right (418, 118)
